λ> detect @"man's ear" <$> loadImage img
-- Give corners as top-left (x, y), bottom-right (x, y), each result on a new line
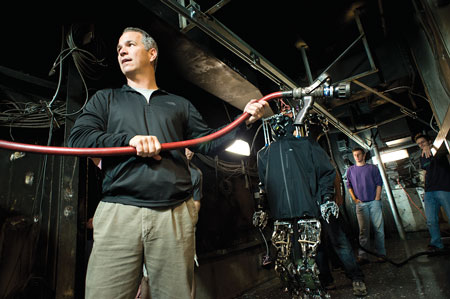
top-left (149, 48), bottom-right (157, 63)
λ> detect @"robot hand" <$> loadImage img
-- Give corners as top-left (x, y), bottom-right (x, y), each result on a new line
top-left (320, 201), bottom-right (339, 223)
top-left (252, 210), bottom-right (268, 229)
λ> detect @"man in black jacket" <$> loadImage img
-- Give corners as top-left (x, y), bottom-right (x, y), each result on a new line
top-left (69, 27), bottom-right (267, 299)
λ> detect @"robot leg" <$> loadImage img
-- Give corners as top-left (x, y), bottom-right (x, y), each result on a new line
top-left (297, 219), bottom-right (330, 299)
top-left (271, 221), bottom-right (301, 296)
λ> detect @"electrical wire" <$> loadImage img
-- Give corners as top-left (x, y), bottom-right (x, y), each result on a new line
top-left (65, 24), bottom-right (106, 80)
top-left (338, 208), bottom-right (450, 267)
top-left (0, 25), bottom-right (103, 130)
top-left (396, 179), bottom-right (427, 220)
top-left (47, 48), bottom-right (64, 108)
top-left (250, 123), bottom-right (263, 154)
top-left (381, 85), bottom-right (431, 104)
top-left (0, 100), bottom-right (66, 128)
top-left (429, 114), bottom-right (439, 133)
top-left (52, 25), bottom-right (106, 117)
top-left (259, 227), bottom-right (270, 258)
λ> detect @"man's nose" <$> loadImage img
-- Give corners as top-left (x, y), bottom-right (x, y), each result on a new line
top-left (119, 48), bottom-right (127, 56)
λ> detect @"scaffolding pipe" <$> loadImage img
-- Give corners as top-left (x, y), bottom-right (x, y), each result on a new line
top-left (299, 46), bottom-right (313, 85)
top-left (372, 139), bottom-right (406, 240)
top-left (155, 0), bottom-right (370, 150)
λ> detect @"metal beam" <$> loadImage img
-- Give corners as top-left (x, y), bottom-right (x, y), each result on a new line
top-left (0, 65), bottom-right (58, 90)
top-left (179, 0), bottom-right (231, 33)
top-left (352, 79), bottom-right (431, 128)
top-left (353, 79), bottom-right (416, 114)
top-left (433, 105), bottom-right (450, 153)
top-left (159, 0), bottom-right (295, 88)
top-left (157, 0), bottom-right (370, 149)
top-left (372, 140), bottom-right (406, 240)
top-left (355, 9), bottom-right (376, 70)
top-left (318, 10), bottom-right (378, 86)
top-left (55, 60), bottom-right (81, 299)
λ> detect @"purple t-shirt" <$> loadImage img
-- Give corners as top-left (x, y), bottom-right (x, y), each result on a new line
top-left (346, 164), bottom-right (383, 202)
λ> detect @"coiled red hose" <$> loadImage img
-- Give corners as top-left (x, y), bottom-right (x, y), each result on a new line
top-left (0, 91), bottom-right (287, 156)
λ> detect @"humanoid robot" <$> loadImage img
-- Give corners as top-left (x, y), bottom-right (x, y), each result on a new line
top-left (253, 110), bottom-right (338, 299)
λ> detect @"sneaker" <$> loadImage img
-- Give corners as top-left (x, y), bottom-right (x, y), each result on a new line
top-left (356, 257), bottom-right (369, 265)
top-left (352, 281), bottom-right (368, 296)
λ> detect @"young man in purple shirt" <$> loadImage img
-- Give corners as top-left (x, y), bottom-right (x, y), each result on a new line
top-left (346, 147), bottom-right (386, 264)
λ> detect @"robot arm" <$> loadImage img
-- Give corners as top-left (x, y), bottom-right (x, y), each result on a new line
top-left (320, 194), bottom-right (339, 223)
top-left (252, 183), bottom-right (269, 229)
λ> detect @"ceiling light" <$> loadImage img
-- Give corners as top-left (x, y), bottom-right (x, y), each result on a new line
top-left (385, 136), bottom-right (411, 147)
top-left (378, 149), bottom-right (409, 163)
top-left (225, 139), bottom-right (250, 156)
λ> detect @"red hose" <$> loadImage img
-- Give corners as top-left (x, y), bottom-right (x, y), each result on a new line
top-left (0, 91), bottom-right (285, 156)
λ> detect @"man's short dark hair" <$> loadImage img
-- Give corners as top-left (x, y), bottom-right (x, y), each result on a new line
top-left (414, 133), bottom-right (431, 142)
top-left (352, 147), bottom-right (365, 154)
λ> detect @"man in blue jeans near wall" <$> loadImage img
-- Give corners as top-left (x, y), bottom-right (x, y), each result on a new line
top-left (415, 133), bottom-right (450, 252)
top-left (346, 147), bottom-right (386, 264)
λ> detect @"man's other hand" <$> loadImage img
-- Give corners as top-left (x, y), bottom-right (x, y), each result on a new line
top-left (244, 99), bottom-right (269, 125)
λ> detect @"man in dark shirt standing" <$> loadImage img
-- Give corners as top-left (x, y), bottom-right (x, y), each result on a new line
top-left (415, 133), bottom-right (450, 251)
top-left (69, 27), bottom-right (267, 299)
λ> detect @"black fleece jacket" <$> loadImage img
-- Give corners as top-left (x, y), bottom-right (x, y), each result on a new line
top-left (257, 135), bottom-right (336, 219)
top-left (69, 85), bottom-right (243, 208)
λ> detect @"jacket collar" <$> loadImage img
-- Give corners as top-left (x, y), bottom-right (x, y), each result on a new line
top-left (121, 84), bottom-right (169, 96)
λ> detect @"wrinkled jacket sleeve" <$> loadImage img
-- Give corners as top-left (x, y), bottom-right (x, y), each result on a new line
top-left (68, 91), bottom-right (132, 148)
top-left (311, 140), bottom-right (336, 204)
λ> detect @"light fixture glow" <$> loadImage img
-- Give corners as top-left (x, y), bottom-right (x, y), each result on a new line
top-left (225, 139), bottom-right (250, 156)
top-left (379, 149), bottom-right (409, 163)
top-left (385, 136), bottom-right (411, 147)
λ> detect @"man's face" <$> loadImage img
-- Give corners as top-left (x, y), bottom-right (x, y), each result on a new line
top-left (416, 137), bottom-right (430, 150)
top-left (353, 150), bottom-right (365, 163)
top-left (117, 31), bottom-right (155, 76)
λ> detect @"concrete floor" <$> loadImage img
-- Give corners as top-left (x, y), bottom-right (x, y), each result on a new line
top-left (235, 231), bottom-right (450, 299)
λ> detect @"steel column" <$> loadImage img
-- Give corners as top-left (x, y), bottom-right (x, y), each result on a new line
top-left (55, 60), bottom-right (82, 299)
top-left (372, 139), bottom-right (406, 240)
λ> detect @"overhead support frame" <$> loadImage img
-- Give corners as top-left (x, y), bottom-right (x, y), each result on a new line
top-left (156, 0), bottom-right (370, 149)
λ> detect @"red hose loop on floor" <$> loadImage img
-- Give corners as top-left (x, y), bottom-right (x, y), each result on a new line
top-left (0, 91), bottom-right (285, 156)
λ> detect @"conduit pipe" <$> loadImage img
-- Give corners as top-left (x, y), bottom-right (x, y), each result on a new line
top-left (0, 91), bottom-right (286, 156)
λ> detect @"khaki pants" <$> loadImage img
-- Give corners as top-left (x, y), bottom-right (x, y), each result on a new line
top-left (85, 199), bottom-right (198, 299)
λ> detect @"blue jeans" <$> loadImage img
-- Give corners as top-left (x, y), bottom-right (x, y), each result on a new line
top-left (318, 215), bottom-right (364, 283)
top-left (424, 190), bottom-right (450, 249)
top-left (355, 200), bottom-right (386, 258)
